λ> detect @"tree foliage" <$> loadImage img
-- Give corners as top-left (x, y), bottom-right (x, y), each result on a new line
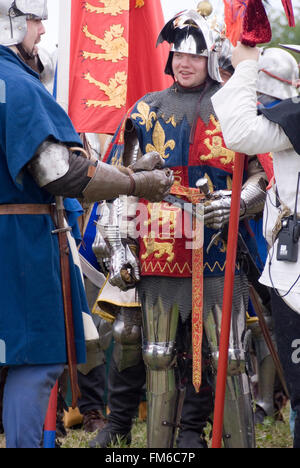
top-left (266, 5), bottom-right (300, 59)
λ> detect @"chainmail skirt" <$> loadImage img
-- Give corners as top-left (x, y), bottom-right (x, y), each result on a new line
top-left (138, 274), bottom-right (249, 324)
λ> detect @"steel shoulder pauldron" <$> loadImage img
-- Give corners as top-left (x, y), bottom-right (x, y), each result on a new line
top-left (28, 141), bottom-right (70, 187)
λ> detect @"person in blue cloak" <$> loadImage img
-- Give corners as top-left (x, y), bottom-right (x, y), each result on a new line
top-left (0, 0), bottom-right (173, 448)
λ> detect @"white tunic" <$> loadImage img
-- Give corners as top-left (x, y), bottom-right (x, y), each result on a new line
top-left (212, 60), bottom-right (300, 311)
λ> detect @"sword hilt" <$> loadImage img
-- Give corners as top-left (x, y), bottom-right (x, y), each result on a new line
top-left (196, 177), bottom-right (212, 199)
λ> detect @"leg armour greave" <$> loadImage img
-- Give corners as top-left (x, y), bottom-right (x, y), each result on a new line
top-left (248, 316), bottom-right (277, 418)
top-left (203, 276), bottom-right (256, 448)
top-left (142, 297), bottom-right (180, 448)
top-left (113, 307), bottom-right (143, 372)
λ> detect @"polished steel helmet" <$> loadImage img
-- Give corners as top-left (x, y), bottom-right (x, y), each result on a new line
top-left (157, 9), bottom-right (221, 83)
top-left (0, 0), bottom-right (48, 46)
top-left (218, 38), bottom-right (234, 75)
top-left (257, 47), bottom-right (299, 101)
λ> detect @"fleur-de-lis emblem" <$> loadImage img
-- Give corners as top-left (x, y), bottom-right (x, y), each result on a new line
top-left (146, 121), bottom-right (176, 160)
top-left (131, 102), bottom-right (156, 132)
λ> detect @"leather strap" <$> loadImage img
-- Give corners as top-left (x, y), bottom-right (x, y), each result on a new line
top-left (55, 196), bottom-right (80, 409)
top-left (0, 204), bottom-right (52, 215)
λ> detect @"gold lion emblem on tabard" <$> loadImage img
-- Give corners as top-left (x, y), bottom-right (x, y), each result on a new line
top-left (142, 235), bottom-right (175, 263)
top-left (85, 0), bottom-right (129, 16)
top-left (200, 115), bottom-right (235, 165)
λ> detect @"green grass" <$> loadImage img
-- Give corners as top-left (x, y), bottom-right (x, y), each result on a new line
top-left (0, 405), bottom-right (293, 448)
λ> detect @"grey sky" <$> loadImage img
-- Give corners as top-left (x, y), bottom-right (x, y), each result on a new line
top-left (40, 0), bottom-right (229, 52)
top-left (40, 0), bottom-right (298, 53)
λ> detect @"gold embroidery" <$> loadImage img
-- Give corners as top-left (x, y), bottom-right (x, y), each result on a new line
top-left (200, 115), bottom-right (235, 165)
top-left (82, 24), bottom-right (128, 63)
top-left (226, 175), bottom-right (233, 190)
top-left (166, 115), bottom-right (177, 127)
top-left (204, 261), bottom-right (240, 273)
top-left (205, 115), bottom-right (222, 135)
top-left (135, 0), bottom-right (144, 7)
top-left (141, 260), bottom-right (192, 275)
top-left (84, 71), bottom-right (127, 109)
top-left (141, 234), bottom-right (175, 263)
top-left (204, 173), bottom-right (214, 193)
top-left (200, 136), bottom-right (236, 165)
top-left (146, 121), bottom-right (176, 159)
top-left (110, 152), bottom-right (123, 167)
top-left (143, 202), bottom-right (180, 233)
top-left (173, 171), bottom-right (183, 187)
top-left (131, 102), bottom-right (156, 132)
top-left (141, 260), bottom-right (238, 275)
top-left (84, 0), bottom-right (129, 16)
top-left (118, 117), bottom-right (127, 144)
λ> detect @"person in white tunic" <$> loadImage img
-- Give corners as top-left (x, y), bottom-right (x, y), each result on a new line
top-left (212, 42), bottom-right (300, 448)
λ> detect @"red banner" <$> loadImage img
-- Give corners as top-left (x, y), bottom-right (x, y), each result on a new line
top-left (68, 0), bottom-right (172, 134)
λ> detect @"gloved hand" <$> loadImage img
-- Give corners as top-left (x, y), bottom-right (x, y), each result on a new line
top-left (204, 190), bottom-right (245, 230)
top-left (130, 151), bottom-right (165, 172)
top-left (109, 240), bottom-right (140, 291)
top-left (131, 167), bottom-right (174, 202)
top-left (82, 151), bottom-right (174, 203)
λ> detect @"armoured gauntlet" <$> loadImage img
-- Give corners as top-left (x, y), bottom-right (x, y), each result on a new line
top-left (203, 157), bottom-right (267, 231)
top-left (28, 140), bottom-right (173, 203)
top-left (83, 153), bottom-right (174, 203)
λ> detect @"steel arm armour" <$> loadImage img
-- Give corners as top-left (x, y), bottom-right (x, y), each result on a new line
top-left (28, 139), bottom-right (174, 202)
top-left (203, 156), bottom-right (268, 230)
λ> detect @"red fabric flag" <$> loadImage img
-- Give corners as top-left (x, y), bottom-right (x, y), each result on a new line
top-left (68, 0), bottom-right (172, 134)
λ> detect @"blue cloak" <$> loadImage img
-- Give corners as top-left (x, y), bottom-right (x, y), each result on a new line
top-left (0, 46), bottom-right (86, 366)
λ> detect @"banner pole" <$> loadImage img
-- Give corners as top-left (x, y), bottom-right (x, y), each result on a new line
top-left (57, 0), bottom-right (72, 113)
top-left (211, 153), bottom-right (246, 448)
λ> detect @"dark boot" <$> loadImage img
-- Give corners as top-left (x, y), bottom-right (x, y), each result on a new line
top-left (176, 366), bottom-right (213, 449)
top-left (89, 355), bottom-right (146, 448)
top-left (77, 365), bottom-right (106, 416)
top-left (82, 409), bottom-right (107, 433)
top-left (89, 424), bottom-right (131, 448)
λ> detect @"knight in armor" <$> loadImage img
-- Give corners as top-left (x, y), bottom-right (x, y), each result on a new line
top-left (0, 0), bottom-right (173, 448)
top-left (212, 41), bottom-right (300, 449)
top-left (91, 9), bottom-right (268, 449)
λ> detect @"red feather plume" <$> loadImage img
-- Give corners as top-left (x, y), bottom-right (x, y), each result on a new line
top-left (223, 0), bottom-right (295, 47)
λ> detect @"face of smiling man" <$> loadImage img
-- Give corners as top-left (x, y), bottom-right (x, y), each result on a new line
top-left (172, 52), bottom-right (208, 88)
